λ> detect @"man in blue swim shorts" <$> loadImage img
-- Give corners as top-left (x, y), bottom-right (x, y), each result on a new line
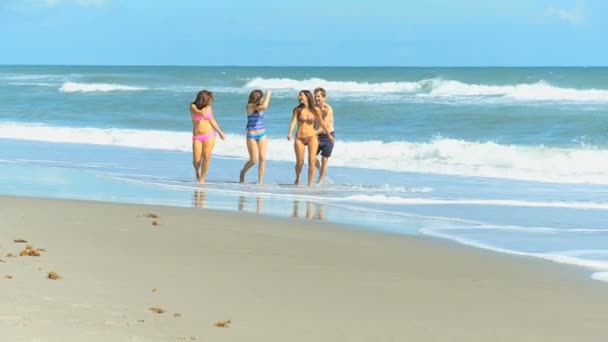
top-left (314, 87), bottom-right (335, 185)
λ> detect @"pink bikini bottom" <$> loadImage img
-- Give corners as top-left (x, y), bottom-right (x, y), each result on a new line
top-left (192, 132), bottom-right (216, 143)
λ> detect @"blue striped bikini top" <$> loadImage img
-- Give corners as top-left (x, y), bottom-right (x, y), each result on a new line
top-left (246, 110), bottom-right (265, 131)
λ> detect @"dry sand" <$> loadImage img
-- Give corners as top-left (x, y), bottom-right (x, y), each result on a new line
top-left (1, 195), bottom-right (608, 341)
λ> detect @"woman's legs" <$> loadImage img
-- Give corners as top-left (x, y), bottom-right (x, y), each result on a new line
top-left (192, 140), bottom-right (203, 181)
top-left (240, 138), bottom-right (259, 183)
top-left (293, 139), bottom-right (306, 185)
top-left (257, 136), bottom-right (267, 184)
top-left (307, 137), bottom-right (319, 187)
top-left (198, 136), bottom-right (216, 183)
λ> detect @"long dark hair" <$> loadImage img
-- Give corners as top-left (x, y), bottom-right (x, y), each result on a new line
top-left (192, 90), bottom-right (214, 110)
top-left (247, 89), bottom-right (264, 106)
top-left (294, 90), bottom-right (315, 113)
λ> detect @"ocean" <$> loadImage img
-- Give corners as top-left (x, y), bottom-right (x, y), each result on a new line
top-left (1, 65), bottom-right (608, 283)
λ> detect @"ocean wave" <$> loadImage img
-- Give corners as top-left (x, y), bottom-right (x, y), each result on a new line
top-left (7, 74), bottom-right (608, 103)
top-left (243, 77), bottom-right (608, 103)
top-left (59, 82), bottom-right (149, 93)
top-left (8, 82), bottom-right (55, 87)
top-left (0, 73), bottom-right (70, 81)
top-left (426, 80), bottom-right (608, 102)
top-left (244, 77), bottom-right (433, 93)
top-left (2, 122), bottom-right (608, 184)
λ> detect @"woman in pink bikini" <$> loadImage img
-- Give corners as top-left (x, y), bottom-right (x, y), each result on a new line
top-left (190, 90), bottom-right (225, 183)
top-left (287, 90), bottom-right (334, 186)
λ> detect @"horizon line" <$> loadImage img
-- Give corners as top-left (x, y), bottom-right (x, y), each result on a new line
top-left (1, 64), bottom-right (607, 68)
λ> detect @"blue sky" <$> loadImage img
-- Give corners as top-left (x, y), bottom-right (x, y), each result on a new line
top-left (1, 0), bottom-right (606, 66)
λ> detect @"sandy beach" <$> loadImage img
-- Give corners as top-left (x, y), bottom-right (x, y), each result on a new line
top-left (1, 195), bottom-right (607, 341)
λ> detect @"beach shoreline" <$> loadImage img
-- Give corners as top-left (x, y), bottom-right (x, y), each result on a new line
top-left (1, 195), bottom-right (608, 341)
top-left (3, 64), bottom-right (608, 295)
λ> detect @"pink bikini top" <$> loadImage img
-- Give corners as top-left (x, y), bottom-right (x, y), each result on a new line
top-left (192, 111), bottom-right (211, 122)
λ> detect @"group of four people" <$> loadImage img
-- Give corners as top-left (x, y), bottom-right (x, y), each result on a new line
top-left (189, 88), bottom-right (336, 187)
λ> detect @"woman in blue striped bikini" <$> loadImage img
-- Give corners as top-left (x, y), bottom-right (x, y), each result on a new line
top-left (239, 89), bottom-right (272, 184)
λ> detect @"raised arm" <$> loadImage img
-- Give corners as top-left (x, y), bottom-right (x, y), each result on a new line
top-left (208, 107), bottom-right (225, 140)
top-left (287, 107), bottom-right (298, 141)
top-left (258, 90), bottom-right (272, 110)
top-left (248, 90), bottom-right (273, 114)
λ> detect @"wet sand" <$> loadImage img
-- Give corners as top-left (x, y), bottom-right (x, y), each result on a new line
top-left (1, 195), bottom-right (607, 341)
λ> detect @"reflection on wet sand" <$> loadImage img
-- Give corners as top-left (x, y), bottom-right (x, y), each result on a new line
top-left (292, 200), bottom-right (325, 220)
top-left (238, 195), bottom-right (263, 214)
top-left (238, 196), bottom-right (245, 211)
top-left (315, 202), bottom-right (325, 220)
top-left (192, 190), bottom-right (206, 208)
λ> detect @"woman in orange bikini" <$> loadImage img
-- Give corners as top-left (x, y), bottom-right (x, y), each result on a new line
top-left (287, 90), bottom-right (335, 186)
top-left (190, 90), bottom-right (225, 183)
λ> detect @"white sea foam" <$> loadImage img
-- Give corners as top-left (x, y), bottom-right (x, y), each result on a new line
top-left (591, 272), bottom-right (608, 282)
top-left (0, 122), bottom-right (194, 151)
top-left (341, 195), bottom-right (608, 210)
top-left (3, 122), bottom-right (608, 184)
top-left (8, 74), bottom-right (606, 103)
top-left (59, 82), bottom-right (149, 93)
top-left (0, 73), bottom-right (70, 81)
top-left (244, 77), bottom-right (433, 93)
top-left (243, 77), bottom-right (608, 103)
top-left (102, 175), bottom-right (338, 203)
top-left (427, 80), bottom-right (608, 102)
top-left (14, 159), bottom-right (137, 170)
top-left (8, 82), bottom-right (55, 87)
top-left (422, 228), bottom-right (608, 276)
top-left (331, 184), bottom-right (433, 194)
